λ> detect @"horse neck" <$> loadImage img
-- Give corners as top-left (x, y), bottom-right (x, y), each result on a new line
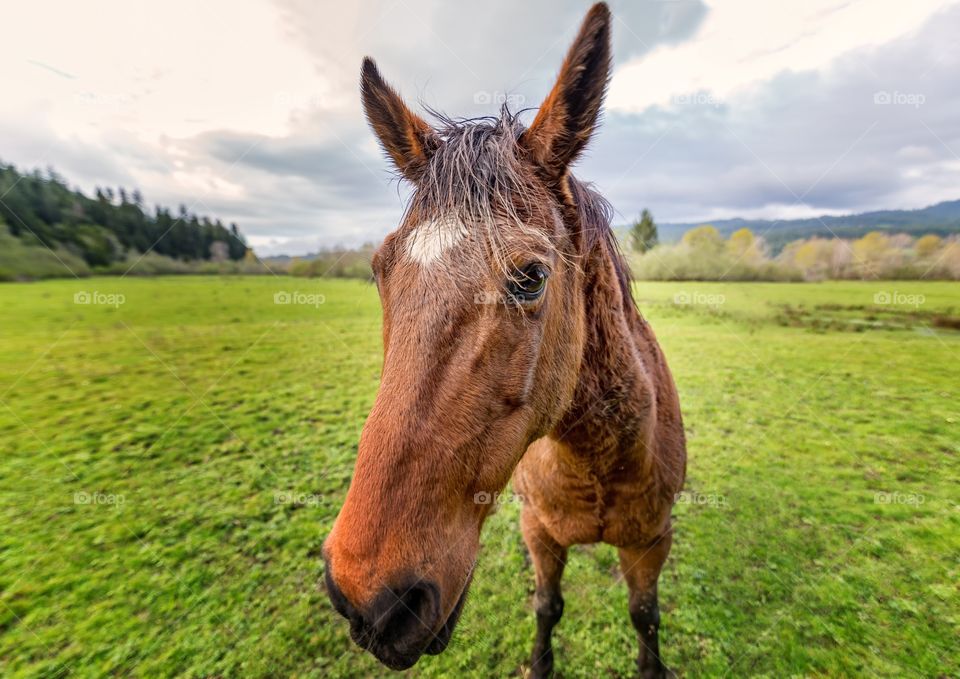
top-left (554, 232), bottom-right (650, 457)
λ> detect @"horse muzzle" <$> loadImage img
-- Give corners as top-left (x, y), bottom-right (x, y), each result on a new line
top-left (324, 564), bottom-right (472, 670)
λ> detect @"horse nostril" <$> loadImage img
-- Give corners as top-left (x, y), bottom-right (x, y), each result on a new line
top-left (324, 565), bottom-right (441, 662)
top-left (369, 580), bottom-right (441, 649)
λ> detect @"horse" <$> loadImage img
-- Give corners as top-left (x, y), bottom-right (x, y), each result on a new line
top-left (322, 4), bottom-right (686, 677)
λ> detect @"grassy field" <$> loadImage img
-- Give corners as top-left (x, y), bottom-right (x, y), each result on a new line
top-left (1, 276), bottom-right (957, 678)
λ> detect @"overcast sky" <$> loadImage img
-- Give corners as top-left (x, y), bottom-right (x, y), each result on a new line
top-left (4, 0), bottom-right (959, 255)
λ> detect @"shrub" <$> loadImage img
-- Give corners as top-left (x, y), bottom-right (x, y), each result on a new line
top-left (288, 248), bottom-right (373, 279)
top-left (628, 226), bottom-right (959, 281)
top-left (0, 225), bottom-right (91, 280)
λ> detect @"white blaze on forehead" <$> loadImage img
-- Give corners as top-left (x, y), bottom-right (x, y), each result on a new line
top-left (406, 215), bottom-right (468, 266)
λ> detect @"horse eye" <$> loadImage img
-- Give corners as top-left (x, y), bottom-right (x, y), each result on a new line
top-left (507, 264), bottom-right (548, 303)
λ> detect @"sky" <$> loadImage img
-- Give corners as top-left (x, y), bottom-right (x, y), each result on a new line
top-left (3, 0), bottom-right (959, 255)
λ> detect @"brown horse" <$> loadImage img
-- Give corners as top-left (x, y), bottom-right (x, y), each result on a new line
top-left (322, 3), bottom-right (686, 676)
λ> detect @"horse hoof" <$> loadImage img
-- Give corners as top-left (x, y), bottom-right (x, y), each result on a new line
top-left (639, 662), bottom-right (674, 679)
top-left (526, 657), bottom-right (555, 679)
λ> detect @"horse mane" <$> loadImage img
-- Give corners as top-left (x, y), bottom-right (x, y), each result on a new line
top-left (566, 176), bottom-right (640, 316)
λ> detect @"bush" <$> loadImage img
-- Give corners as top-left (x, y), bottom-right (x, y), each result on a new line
top-left (287, 248), bottom-right (373, 279)
top-left (630, 240), bottom-right (801, 281)
top-left (627, 227), bottom-right (959, 281)
top-left (95, 252), bottom-right (277, 276)
top-left (0, 225), bottom-right (91, 280)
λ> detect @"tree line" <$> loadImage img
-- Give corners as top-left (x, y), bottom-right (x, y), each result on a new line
top-left (626, 211), bottom-right (960, 280)
top-left (0, 162), bottom-right (247, 268)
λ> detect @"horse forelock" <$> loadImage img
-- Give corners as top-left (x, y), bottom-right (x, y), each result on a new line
top-left (401, 109), bottom-right (555, 278)
top-left (397, 107), bottom-right (630, 302)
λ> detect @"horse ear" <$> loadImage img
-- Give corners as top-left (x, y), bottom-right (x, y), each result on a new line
top-left (360, 57), bottom-right (439, 182)
top-left (522, 2), bottom-right (611, 184)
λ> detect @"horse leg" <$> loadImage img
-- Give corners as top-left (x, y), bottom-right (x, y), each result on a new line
top-left (521, 506), bottom-right (567, 679)
top-left (618, 533), bottom-right (673, 679)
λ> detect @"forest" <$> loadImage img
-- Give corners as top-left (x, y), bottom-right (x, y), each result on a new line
top-left (0, 162), bottom-right (247, 273)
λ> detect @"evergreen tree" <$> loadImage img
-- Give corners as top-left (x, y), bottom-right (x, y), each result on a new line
top-left (0, 159), bottom-right (247, 266)
top-left (629, 209), bottom-right (658, 253)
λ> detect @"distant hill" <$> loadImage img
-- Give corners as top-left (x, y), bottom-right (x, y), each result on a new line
top-left (655, 199), bottom-right (960, 252)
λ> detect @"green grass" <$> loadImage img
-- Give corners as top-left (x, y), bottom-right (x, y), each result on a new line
top-left (1, 277), bottom-right (957, 678)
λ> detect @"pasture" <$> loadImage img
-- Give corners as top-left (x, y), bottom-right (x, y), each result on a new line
top-left (1, 276), bottom-right (957, 677)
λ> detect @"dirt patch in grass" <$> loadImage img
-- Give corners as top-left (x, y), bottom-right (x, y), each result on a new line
top-left (773, 303), bottom-right (960, 333)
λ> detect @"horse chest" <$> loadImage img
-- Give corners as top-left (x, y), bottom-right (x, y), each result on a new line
top-left (514, 441), bottom-right (662, 548)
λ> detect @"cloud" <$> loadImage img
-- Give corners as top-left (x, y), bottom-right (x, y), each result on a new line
top-left (273, 0), bottom-right (708, 115)
top-left (1, 0), bottom-right (958, 254)
top-left (581, 2), bottom-right (960, 224)
top-left (607, 0), bottom-right (955, 112)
